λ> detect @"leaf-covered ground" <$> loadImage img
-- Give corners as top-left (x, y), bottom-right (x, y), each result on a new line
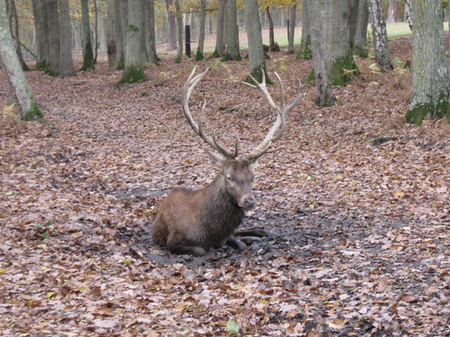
top-left (1, 37), bottom-right (449, 336)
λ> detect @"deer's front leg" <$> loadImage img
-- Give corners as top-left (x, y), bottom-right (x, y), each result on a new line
top-left (226, 236), bottom-right (248, 251)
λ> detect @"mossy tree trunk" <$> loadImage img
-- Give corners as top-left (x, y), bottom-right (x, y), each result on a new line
top-left (350, 0), bottom-right (369, 57)
top-left (296, 0), bottom-right (312, 60)
top-left (80, 0), bottom-right (94, 71)
top-left (211, 0), bottom-right (226, 58)
top-left (31, 0), bottom-right (49, 70)
top-left (117, 0), bottom-right (147, 85)
top-left (195, 0), bottom-right (206, 61)
top-left (146, 0), bottom-right (158, 64)
top-left (0, 0), bottom-right (43, 120)
top-left (244, 0), bottom-right (269, 84)
top-left (221, 0), bottom-right (241, 61)
top-left (406, 0), bottom-right (450, 125)
top-left (368, 0), bottom-right (393, 70)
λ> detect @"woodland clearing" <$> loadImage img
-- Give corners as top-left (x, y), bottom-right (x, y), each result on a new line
top-left (0, 36), bottom-right (449, 336)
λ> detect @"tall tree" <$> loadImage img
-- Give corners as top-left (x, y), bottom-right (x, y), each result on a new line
top-left (165, 0), bottom-right (177, 50)
top-left (368, 0), bottom-right (393, 70)
top-left (287, 2), bottom-right (296, 54)
top-left (7, 0), bottom-right (30, 70)
top-left (388, 0), bottom-right (397, 22)
top-left (296, 0), bottom-right (312, 59)
top-left (222, 0), bottom-right (241, 61)
top-left (117, 0), bottom-right (147, 84)
top-left (47, 0), bottom-right (60, 75)
top-left (146, 0), bottom-right (158, 64)
top-left (174, 0), bottom-right (183, 63)
top-left (244, 0), bottom-right (268, 82)
top-left (31, 0), bottom-right (49, 70)
top-left (0, 0), bottom-right (42, 120)
top-left (80, 0), bottom-right (94, 70)
top-left (58, 0), bottom-right (74, 76)
top-left (307, 0), bottom-right (336, 106)
top-left (212, 0), bottom-right (226, 57)
top-left (350, 0), bottom-right (369, 57)
top-left (406, 0), bottom-right (450, 125)
top-left (195, 0), bottom-right (206, 61)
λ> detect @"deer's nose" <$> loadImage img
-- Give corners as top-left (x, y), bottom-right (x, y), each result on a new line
top-left (244, 197), bottom-right (256, 209)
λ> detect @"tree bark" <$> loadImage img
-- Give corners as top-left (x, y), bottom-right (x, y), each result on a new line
top-left (212, 0), bottom-right (226, 57)
top-left (388, 0), bottom-right (397, 22)
top-left (146, 0), bottom-right (158, 64)
top-left (351, 0), bottom-right (369, 57)
top-left (47, 0), bottom-right (60, 75)
top-left (195, 0), bottom-right (206, 60)
top-left (244, 0), bottom-right (268, 83)
top-left (296, 0), bottom-right (312, 59)
top-left (165, 0), bottom-right (177, 50)
top-left (307, 0), bottom-right (336, 106)
top-left (117, 0), bottom-right (147, 84)
top-left (368, 0), bottom-right (393, 70)
top-left (32, 0), bottom-right (49, 70)
top-left (59, 0), bottom-right (74, 76)
top-left (288, 3), bottom-right (296, 54)
top-left (0, 0), bottom-right (42, 120)
top-left (222, 0), bottom-right (241, 61)
top-left (106, 0), bottom-right (117, 68)
top-left (406, 0), bottom-right (450, 125)
top-left (93, 0), bottom-right (98, 62)
top-left (80, 0), bottom-right (94, 70)
top-left (266, 6), bottom-right (275, 48)
top-left (174, 0), bottom-right (183, 63)
top-left (7, 0), bottom-right (29, 71)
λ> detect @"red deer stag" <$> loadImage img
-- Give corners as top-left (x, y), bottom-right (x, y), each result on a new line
top-left (151, 67), bottom-right (304, 256)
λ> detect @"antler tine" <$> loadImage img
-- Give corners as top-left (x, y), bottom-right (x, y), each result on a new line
top-left (243, 71), bottom-right (279, 112)
top-left (182, 66), bottom-right (238, 160)
top-left (244, 70), bottom-right (304, 163)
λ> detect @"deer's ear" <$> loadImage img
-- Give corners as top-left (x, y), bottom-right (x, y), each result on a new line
top-left (205, 149), bottom-right (226, 169)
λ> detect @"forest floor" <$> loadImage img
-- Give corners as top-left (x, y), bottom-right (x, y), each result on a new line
top-left (1, 36), bottom-right (450, 336)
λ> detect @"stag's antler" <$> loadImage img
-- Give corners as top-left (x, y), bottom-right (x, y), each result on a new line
top-left (182, 66), bottom-right (238, 160)
top-left (243, 70), bottom-right (304, 163)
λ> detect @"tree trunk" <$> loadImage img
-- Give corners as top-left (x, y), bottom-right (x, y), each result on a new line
top-left (0, 0), bottom-right (42, 120)
top-left (287, 3), bottom-right (296, 54)
top-left (368, 0), bottom-right (393, 70)
top-left (165, 0), bottom-right (177, 50)
top-left (117, 0), bottom-right (147, 84)
top-left (195, 0), bottom-right (206, 60)
top-left (406, 0), bottom-right (450, 125)
top-left (222, 0), bottom-right (241, 61)
top-left (58, 0), bottom-right (74, 76)
top-left (106, 0), bottom-right (117, 68)
top-left (307, 0), bottom-right (335, 106)
top-left (212, 0), bottom-right (226, 57)
top-left (32, 0), bottom-right (49, 70)
top-left (80, 0), bottom-right (94, 70)
top-left (244, 0), bottom-right (268, 83)
top-left (7, 0), bottom-right (30, 71)
top-left (351, 0), bottom-right (369, 57)
top-left (266, 6), bottom-right (275, 48)
top-left (296, 0), bottom-right (311, 59)
top-left (388, 0), bottom-right (397, 22)
top-left (174, 0), bottom-right (183, 63)
top-left (146, 0), bottom-right (158, 64)
top-left (93, 0), bottom-right (98, 63)
top-left (47, 0), bottom-right (60, 75)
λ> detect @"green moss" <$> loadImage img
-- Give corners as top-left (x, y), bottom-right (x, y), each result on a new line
top-left (353, 46), bottom-right (368, 58)
top-left (117, 65), bottom-right (147, 85)
top-left (304, 68), bottom-right (315, 84)
top-left (22, 98), bottom-right (43, 121)
top-left (209, 49), bottom-right (221, 59)
top-left (195, 51), bottom-right (204, 61)
top-left (331, 52), bottom-right (360, 86)
top-left (296, 37), bottom-right (312, 60)
top-left (79, 41), bottom-right (95, 71)
top-left (407, 93), bottom-right (449, 126)
top-left (221, 52), bottom-right (242, 62)
top-left (245, 67), bottom-right (272, 85)
top-left (116, 55), bottom-right (125, 70)
top-left (406, 104), bottom-right (427, 126)
top-left (34, 61), bottom-right (47, 71)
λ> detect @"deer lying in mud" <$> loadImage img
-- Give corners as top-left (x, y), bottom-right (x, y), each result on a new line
top-left (151, 67), bottom-right (304, 256)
